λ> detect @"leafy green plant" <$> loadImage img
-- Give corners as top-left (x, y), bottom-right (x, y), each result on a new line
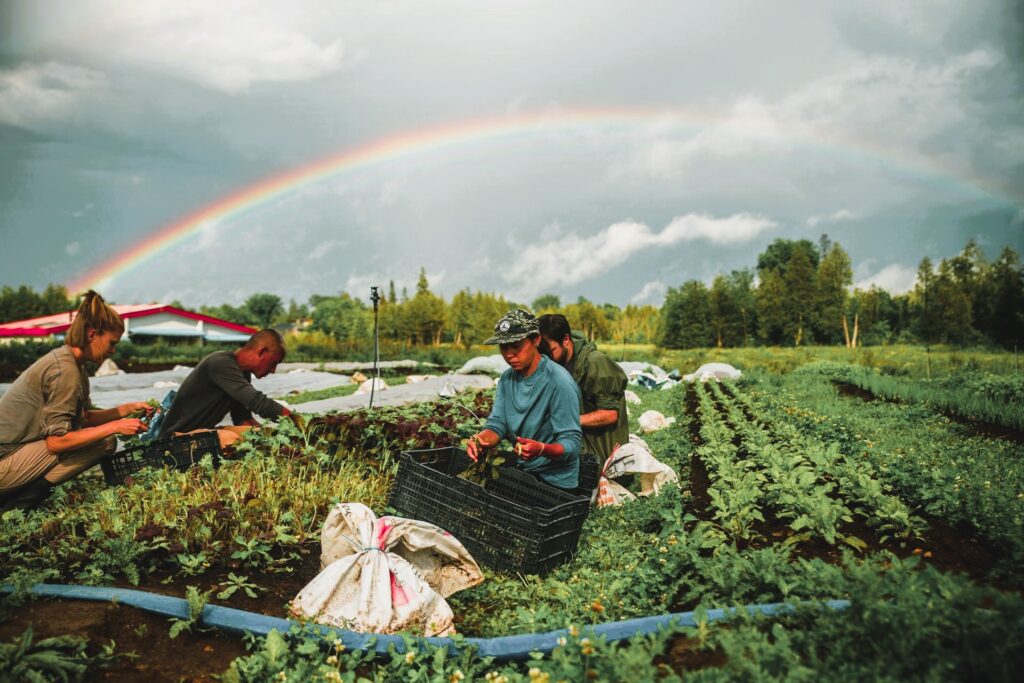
top-left (0, 627), bottom-right (121, 682)
top-left (217, 573), bottom-right (261, 600)
top-left (458, 453), bottom-right (507, 486)
top-left (168, 585), bottom-right (212, 639)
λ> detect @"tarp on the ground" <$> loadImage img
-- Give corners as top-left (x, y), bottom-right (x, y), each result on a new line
top-left (295, 375), bottom-right (494, 414)
top-left (683, 362), bottom-right (742, 382)
top-left (69, 367), bottom-right (351, 408)
top-left (456, 355), bottom-right (508, 375)
top-left (277, 360), bottom-right (436, 373)
top-left (617, 361), bottom-right (669, 380)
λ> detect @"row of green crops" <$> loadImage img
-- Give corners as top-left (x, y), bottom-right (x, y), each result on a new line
top-left (710, 381), bottom-right (926, 546)
top-left (746, 367), bottom-right (1024, 579)
top-left (4, 363), bottom-right (1024, 680)
top-left (225, 557), bottom-right (1024, 683)
top-left (805, 362), bottom-right (1024, 431)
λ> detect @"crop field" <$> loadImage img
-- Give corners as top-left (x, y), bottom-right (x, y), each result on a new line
top-left (2, 349), bottom-right (1023, 681)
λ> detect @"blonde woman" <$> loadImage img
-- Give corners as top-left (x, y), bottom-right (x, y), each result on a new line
top-left (0, 290), bottom-right (151, 510)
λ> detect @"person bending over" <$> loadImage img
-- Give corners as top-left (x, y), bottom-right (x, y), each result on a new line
top-left (159, 329), bottom-right (291, 449)
top-left (466, 309), bottom-right (582, 490)
top-left (538, 313), bottom-right (629, 463)
top-left (0, 291), bottom-right (151, 510)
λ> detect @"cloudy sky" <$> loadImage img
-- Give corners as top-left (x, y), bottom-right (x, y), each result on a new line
top-left (1, 0), bottom-right (1022, 309)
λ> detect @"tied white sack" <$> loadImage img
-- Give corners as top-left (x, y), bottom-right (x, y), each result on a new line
top-left (94, 358), bottom-right (124, 377)
top-left (596, 435), bottom-right (678, 507)
top-left (624, 389), bottom-right (642, 405)
top-left (437, 379), bottom-right (458, 398)
top-left (290, 503), bottom-right (483, 636)
top-left (638, 410), bottom-right (676, 433)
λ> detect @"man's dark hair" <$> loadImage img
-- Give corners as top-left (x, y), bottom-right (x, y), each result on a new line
top-left (243, 328), bottom-right (286, 356)
top-left (538, 313), bottom-right (572, 341)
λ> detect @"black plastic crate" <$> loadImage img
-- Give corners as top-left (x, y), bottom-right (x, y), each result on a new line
top-left (387, 447), bottom-right (591, 574)
top-left (101, 432), bottom-right (221, 485)
top-left (577, 453), bottom-right (599, 494)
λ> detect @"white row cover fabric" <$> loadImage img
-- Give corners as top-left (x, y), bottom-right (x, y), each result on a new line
top-left (295, 374), bottom-right (494, 414)
top-left (617, 361), bottom-right (669, 380)
top-left (72, 367), bottom-right (350, 409)
top-left (638, 410), bottom-right (676, 433)
top-left (457, 355), bottom-right (509, 375)
top-left (290, 503), bottom-right (483, 636)
top-left (596, 435), bottom-right (679, 507)
top-left (277, 360), bottom-right (435, 373)
top-left (683, 362), bottom-right (743, 383)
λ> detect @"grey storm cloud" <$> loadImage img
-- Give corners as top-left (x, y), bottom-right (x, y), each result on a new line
top-left (0, 0), bottom-right (1021, 307)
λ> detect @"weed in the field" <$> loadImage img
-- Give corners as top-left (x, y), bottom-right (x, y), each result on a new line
top-left (168, 585), bottom-right (212, 639)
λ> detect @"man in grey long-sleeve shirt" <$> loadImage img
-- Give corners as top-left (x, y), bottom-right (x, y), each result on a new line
top-left (160, 329), bottom-right (291, 443)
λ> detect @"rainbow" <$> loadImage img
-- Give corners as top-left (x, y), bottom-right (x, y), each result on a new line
top-left (65, 107), bottom-right (1020, 293)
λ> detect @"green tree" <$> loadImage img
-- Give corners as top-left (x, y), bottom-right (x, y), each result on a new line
top-left (244, 293), bottom-right (283, 329)
top-left (784, 247), bottom-right (817, 345)
top-left (449, 289), bottom-right (475, 348)
top-left (310, 294), bottom-right (369, 341)
top-left (531, 294), bottom-right (561, 312)
top-left (986, 245), bottom-right (1024, 348)
top-left (563, 299), bottom-right (610, 341)
top-left (815, 243), bottom-right (853, 344)
top-left (284, 299), bottom-right (310, 322)
top-left (756, 238), bottom-right (820, 278)
top-left (39, 284), bottom-right (73, 316)
top-left (849, 286), bottom-right (901, 346)
top-left (934, 259), bottom-right (975, 344)
top-left (755, 269), bottom-right (788, 345)
top-left (946, 239), bottom-right (990, 330)
top-left (709, 275), bottom-right (744, 347)
top-left (0, 285), bottom-right (42, 322)
top-left (659, 280), bottom-right (712, 348)
top-left (405, 268), bottom-right (447, 345)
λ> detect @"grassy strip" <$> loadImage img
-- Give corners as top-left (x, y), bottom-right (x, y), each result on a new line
top-left (287, 383), bottom-right (361, 405)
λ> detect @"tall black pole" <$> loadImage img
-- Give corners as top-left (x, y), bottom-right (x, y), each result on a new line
top-left (369, 286), bottom-right (381, 409)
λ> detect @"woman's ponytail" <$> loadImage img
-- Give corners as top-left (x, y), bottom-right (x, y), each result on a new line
top-left (65, 290), bottom-right (124, 349)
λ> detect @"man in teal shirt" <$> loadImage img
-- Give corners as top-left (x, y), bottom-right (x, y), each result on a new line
top-left (466, 309), bottom-right (583, 490)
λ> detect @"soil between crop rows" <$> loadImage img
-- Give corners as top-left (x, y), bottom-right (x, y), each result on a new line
top-left (1, 550), bottom-right (323, 681)
top-left (684, 384), bottom-right (1002, 583)
top-left (0, 599), bottom-right (248, 682)
top-left (832, 380), bottom-right (1024, 444)
top-left (2, 380), bottom-right (1017, 681)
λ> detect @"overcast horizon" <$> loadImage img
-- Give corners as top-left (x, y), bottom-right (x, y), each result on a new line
top-left (1, 0), bottom-right (1022, 309)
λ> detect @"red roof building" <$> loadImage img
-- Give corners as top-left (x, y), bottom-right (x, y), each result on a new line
top-left (0, 305), bottom-right (257, 343)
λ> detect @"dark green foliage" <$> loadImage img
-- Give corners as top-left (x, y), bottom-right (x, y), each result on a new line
top-left (0, 283), bottom-right (73, 323)
top-left (0, 626), bottom-right (121, 682)
top-left (660, 280), bottom-right (714, 348)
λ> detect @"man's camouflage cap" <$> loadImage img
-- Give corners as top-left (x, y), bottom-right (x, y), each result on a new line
top-left (483, 309), bottom-right (540, 344)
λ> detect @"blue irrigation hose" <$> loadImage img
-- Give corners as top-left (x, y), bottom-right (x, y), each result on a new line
top-left (2, 583), bottom-right (850, 662)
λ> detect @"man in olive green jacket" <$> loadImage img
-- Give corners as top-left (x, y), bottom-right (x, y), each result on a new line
top-left (537, 314), bottom-right (629, 463)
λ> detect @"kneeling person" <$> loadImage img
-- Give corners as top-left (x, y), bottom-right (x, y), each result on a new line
top-left (160, 329), bottom-right (291, 449)
top-left (466, 309), bottom-right (582, 490)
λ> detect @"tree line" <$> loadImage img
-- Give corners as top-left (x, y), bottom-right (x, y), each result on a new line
top-left (2, 237), bottom-right (1021, 349)
top-left (197, 270), bottom-right (661, 348)
top-left (659, 237), bottom-right (1022, 349)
